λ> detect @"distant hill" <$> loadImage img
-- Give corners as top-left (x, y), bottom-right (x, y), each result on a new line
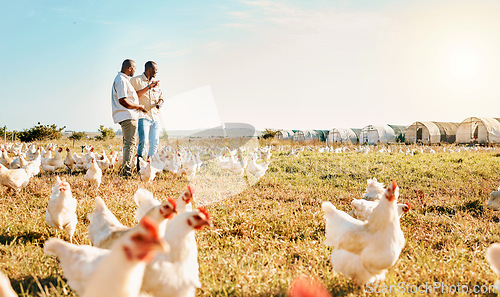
top-left (166, 123), bottom-right (262, 138)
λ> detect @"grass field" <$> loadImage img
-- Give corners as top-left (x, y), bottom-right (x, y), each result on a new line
top-left (1, 139), bottom-right (500, 296)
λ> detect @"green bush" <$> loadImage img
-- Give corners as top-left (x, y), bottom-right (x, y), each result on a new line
top-left (0, 126), bottom-right (15, 140)
top-left (68, 131), bottom-right (87, 140)
top-left (17, 123), bottom-right (65, 142)
top-left (95, 125), bottom-right (116, 140)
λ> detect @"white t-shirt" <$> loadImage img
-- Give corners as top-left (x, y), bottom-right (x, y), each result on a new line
top-left (111, 72), bottom-right (139, 123)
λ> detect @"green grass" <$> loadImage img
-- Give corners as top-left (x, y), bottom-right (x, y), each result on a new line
top-left (2, 141), bottom-right (500, 296)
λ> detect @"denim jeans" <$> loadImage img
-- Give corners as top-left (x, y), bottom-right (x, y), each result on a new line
top-left (137, 118), bottom-right (160, 158)
top-left (119, 119), bottom-right (138, 175)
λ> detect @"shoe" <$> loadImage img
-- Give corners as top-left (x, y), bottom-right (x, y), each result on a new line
top-left (136, 156), bottom-right (141, 172)
top-left (121, 168), bottom-right (133, 177)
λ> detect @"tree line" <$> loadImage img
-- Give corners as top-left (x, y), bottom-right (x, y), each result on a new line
top-left (1, 124), bottom-right (116, 142)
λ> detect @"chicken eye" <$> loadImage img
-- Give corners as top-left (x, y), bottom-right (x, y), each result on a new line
top-left (132, 234), bottom-right (145, 242)
top-left (193, 215), bottom-right (201, 220)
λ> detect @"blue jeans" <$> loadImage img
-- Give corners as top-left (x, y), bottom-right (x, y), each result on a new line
top-left (137, 118), bottom-right (160, 158)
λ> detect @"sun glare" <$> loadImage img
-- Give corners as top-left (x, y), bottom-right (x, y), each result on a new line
top-left (446, 46), bottom-right (482, 81)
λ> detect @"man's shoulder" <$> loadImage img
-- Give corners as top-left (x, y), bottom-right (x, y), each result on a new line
top-left (130, 75), bottom-right (145, 86)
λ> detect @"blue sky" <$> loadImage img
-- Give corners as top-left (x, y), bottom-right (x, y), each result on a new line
top-left (1, 0), bottom-right (499, 132)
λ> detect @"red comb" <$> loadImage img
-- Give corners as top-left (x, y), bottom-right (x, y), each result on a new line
top-left (167, 197), bottom-right (177, 210)
top-left (197, 207), bottom-right (210, 221)
top-left (140, 216), bottom-right (159, 239)
top-left (289, 277), bottom-right (332, 297)
top-left (392, 180), bottom-right (397, 189)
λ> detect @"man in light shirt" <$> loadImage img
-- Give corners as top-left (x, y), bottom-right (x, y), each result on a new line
top-left (130, 61), bottom-right (164, 170)
top-left (111, 59), bottom-right (157, 176)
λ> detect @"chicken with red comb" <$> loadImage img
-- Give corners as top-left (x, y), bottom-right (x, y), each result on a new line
top-left (322, 180), bottom-right (405, 284)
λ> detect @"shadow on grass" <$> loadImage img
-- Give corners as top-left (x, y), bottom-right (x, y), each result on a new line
top-left (9, 274), bottom-right (66, 296)
top-left (0, 230), bottom-right (48, 245)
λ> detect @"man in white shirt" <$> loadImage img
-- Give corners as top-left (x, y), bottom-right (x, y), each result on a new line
top-left (130, 61), bottom-right (164, 170)
top-left (111, 59), bottom-right (157, 176)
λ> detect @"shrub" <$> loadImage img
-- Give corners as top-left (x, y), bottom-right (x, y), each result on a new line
top-left (0, 126), bottom-right (15, 140)
top-left (68, 131), bottom-right (87, 140)
top-left (262, 128), bottom-right (280, 139)
top-left (17, 123), bottom-right (65, 142)
top-left (95, 125), bottom-right (116, 140)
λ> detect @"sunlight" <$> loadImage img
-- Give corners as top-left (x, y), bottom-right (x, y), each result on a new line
top-left (446, 46), bottom-right (482, 81)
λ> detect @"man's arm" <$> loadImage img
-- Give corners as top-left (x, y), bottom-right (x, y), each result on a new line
top-left (118, 97), bottom-right (147, 113)
top-left (136, 81), bottom-right (160, 98)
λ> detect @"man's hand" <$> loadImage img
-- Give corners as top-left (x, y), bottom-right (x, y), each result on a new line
top-left (149, 80), bottom-right (160, 89)
top-left (137, 104), bottom-right (147, 113)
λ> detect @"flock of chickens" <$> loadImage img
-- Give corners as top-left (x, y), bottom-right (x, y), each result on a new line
top-left (3, 141), bottom-right (500, 296)
top-left (43, 183), bottom-right (210, 297)
top-left (0, 142), bottom-right (273, 193)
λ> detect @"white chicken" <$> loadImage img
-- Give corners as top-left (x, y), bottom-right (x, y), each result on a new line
top-left (82, 217), bottom-right (166, 297)
top-left (487, 185), bottom-right (500, 210)
top-left (84, 157), bottom-right (102, 188)
top-left (0, 148), bottom-right (14, 168)
top-left (23, 154), bottom-right (41, 177)
top-left (45, 177), bottom-right (78, 243)
top-left (362, 178), bottom-right (385, 201)
top-left (486, 243), bottom-right (500, 289)
top-left (141, 207), bottom-right (212, 297)
top-left (134, 186), bottom-right (191, 234)
top-left (246, 153), bottom-right (270, 179)
top-left (0, 164), bottom-right (31, 192)
top-left (226, 154), bottom-right (246, 175)
top-left (96, 150), bottom-right (113, 172)
top-left (9, 153), bottom-right (28, 169)
top-left (139, 157), bottom-right (163, 182)
top-left (165, 153), bottom-right (182, 177)
top-left (322, 180), bottom-right (405, 284)
top-left (45, 217), bottom-right (166, 297)
top-left (350, 199), bottom-right (410, 221)
top-left (64, 147), bottom-right (78, 172)
top-left (181, 153), bottom-right (198, 179)
top-left (88, 196), bottom-right (129, 248)
top-left (89, 192), bottom-right (177, 249)
top-left (41, 147), bottom-right (64, 169)
top-left (0, 271), bottom-right (17, 297)
top-left (175, 185), bottom-right (195, 213)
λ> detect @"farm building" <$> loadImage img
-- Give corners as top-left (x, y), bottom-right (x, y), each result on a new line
top-left (314, 130), bottom-right (330, 142)
top-left (405, 121), bottom-right (459, 144)
top-left (293, 130), bottom-right (319, 142)
top-left (327, 128), bottom-right (359, 144)
top-left (433, 122), bottom-right (459, 143)
top-left (274, 130), bottom-right (294, 140)
top-left (388, 125), bottom-right (408, 142)
top-left (455, 117), bottom-right (500, 144)
top-left (359, 125), bottom-right (396, 144)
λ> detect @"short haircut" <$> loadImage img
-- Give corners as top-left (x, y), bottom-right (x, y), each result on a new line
top-left (145, 61), bottom-right (157, 71)
top-left (122, 59), bottom-right (135, 70)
